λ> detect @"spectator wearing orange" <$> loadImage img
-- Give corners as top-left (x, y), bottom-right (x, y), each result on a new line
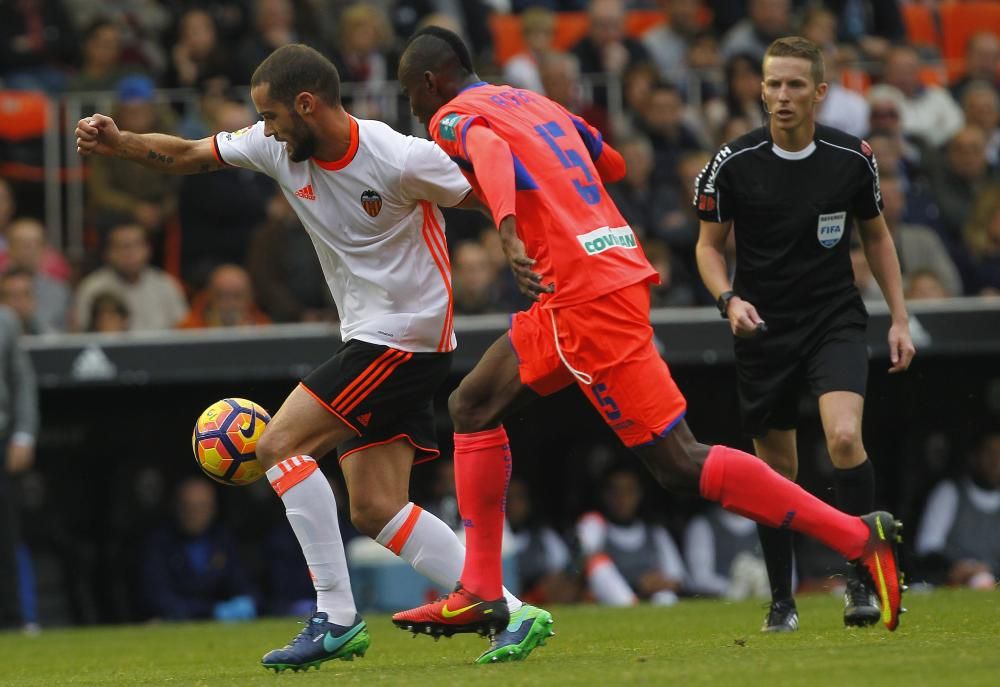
top-left (179, 264), bottom-right (270, 329)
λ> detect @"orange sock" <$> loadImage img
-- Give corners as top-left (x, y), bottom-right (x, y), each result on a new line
top-left (453, 427), bottom-right (511, 600)
top-left (700, 445), bottom-right (869, 560)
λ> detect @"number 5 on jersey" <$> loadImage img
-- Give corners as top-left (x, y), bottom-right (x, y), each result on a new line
top-left (534, 121), bottom-right (600, 205)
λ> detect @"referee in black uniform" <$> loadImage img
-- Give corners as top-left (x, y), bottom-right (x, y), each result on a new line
top-left (695, 37), bottom-right (916, 632)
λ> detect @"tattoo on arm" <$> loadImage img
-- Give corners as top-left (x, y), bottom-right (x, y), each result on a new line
top-left (146, 150), bottom-right (174, 165)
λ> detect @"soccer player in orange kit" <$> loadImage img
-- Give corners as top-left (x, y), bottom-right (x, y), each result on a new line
top-left (391, 28), bottom-right (906, 654)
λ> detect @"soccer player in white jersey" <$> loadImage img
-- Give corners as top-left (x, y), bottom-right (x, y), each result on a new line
top-left (76, 44), bottom-right (550, 670)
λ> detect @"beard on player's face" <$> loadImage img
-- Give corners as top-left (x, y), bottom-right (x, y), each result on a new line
top-left (286, 110), bottom-right (318, 162)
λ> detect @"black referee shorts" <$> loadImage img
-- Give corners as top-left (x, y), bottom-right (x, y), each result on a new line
top-left (300, 340), bottom-right (452, 463)
top-left (734, 303), bottom-right (868, 437)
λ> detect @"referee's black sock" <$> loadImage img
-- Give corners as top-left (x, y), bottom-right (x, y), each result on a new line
top-left (757, 524), bottom-right (795, 603)
top-left (832, 459), bottom-right (875, 516)
top-left (833, 459), bottom-right (875, 579)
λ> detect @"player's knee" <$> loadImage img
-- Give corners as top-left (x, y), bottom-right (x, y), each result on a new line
top-left (349, 495), bottom-right (397, 539)
top-left (448, 387), bottom-right (492, 432)
top-left (254, 428), bottom-right (285, 470)
top-left (635, 443), bottom-right (701, 495)
top-left (656, 465), bottom-right (699, 494)
top-left (826, 425), bottom-right (863, 463)
top-left (761, 453), bottom-right (797, 480)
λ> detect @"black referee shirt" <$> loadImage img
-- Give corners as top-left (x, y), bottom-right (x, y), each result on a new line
top-left (694, 124), bottom-right (883, 325)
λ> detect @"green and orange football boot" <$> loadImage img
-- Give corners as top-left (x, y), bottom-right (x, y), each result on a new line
top-left (854, 511), bottom-right (907, 631)
top-left (392, 583), bottom-right (509, 639)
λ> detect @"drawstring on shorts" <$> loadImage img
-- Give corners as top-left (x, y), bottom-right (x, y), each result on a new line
top-left (549, 309), bottom-right (593, 385)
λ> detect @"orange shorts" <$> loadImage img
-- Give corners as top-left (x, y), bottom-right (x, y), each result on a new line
top-left (509, 281), bottom-right (687, 447)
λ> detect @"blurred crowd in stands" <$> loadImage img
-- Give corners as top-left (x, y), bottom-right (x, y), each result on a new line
top-left (1, 0), bottom-right (1000, 337)
top-left (11, 426), bottom-right (999, 627)
top-left (1, 0), bottom-right (999, 628)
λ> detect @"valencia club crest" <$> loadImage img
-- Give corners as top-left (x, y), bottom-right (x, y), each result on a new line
top-left (361, 189), bottom-right (382, 217)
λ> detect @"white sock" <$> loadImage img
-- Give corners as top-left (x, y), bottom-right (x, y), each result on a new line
top-left (587, 554), bottom-right (638, 607)
top-left (267, 456), bottom-right (357, 625)
top-left (376, 502), bottom-right (522, 612)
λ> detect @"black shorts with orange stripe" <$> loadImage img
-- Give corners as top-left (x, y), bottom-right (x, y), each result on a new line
top-left (301, 339), bottom-right (452, 463)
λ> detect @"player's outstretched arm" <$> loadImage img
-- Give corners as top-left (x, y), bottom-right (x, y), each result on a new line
top-left (857, 214), bottom-right (915, 372)
top-left (76, 113), bottom-right (225, 175)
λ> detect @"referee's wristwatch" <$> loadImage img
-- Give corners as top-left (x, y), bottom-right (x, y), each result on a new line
top-left (717, 290), bottom-right (736, 319)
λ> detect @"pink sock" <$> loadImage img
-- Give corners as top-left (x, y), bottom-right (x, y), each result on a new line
top-left (454, 427), bottom-right (511, 600)
top-left (700, 445), bottom-right (869, 559)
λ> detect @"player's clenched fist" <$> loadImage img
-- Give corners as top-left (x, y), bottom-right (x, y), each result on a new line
top-left (75, 113), bottom-right (121, 157)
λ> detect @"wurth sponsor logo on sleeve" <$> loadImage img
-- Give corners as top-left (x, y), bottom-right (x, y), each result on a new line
top-left (701, 145), bottom-right (732, 194)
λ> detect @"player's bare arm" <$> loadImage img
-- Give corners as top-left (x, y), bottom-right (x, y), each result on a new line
top-left (499, 216), bottom-right (552, 300)
top-left (75, 113), bottom-right (226, 175)
top-left (696, 219), bottom-right (765, 338)
top-left (857, 214), bottom-right (915, 373)
top-left (460, 123), bottom-right (553, 300)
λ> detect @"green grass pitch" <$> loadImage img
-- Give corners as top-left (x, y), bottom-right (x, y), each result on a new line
top-left (1, 589), bottom-right (996, 686)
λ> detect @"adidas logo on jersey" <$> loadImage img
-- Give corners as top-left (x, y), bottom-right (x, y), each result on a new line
top-left (295, 184), bottom-right (316, 200)
top-left (357, 412), bottom-right (372, 427)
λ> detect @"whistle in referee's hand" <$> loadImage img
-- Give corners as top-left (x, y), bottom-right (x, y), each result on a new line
top-left (755, 322), bottom-right (768, 335)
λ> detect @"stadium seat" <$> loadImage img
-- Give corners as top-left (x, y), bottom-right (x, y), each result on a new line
top-left (940, 1), bottom-right (1000, 80)
top-left (901, 3), bottom-right (940, 49)
top-left (0, 90), bottom-right (50, 182)
top-left (489, 9), bottom-right (704, 66)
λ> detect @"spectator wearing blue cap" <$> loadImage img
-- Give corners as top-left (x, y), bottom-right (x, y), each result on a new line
top-left (87, 76), bottom-right (179, 251)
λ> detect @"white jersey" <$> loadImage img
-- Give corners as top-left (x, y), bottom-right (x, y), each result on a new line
top-left (214, 117), bottom-right (471, 352)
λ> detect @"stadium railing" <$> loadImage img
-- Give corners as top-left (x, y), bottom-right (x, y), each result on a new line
top-left (22, 298), bottom-right (1000, 388)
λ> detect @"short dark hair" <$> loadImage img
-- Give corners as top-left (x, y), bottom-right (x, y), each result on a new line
top-left (764, 36), bottom-right (825, 86)
top-left (89, 290), bottom-right (130, 329)
top-left (251, 44), bottom-right (341, 107)
top-left (404, 26), bottom-right (474, 75)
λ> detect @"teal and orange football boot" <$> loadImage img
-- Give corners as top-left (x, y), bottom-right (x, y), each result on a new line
top-left (261, 611), bottom-right (369, 672)
top-left (475, 604), bottom-right (554, 664)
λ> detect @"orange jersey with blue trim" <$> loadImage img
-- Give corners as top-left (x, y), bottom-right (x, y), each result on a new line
top-left (428, 82), bottom-right (657, 308)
